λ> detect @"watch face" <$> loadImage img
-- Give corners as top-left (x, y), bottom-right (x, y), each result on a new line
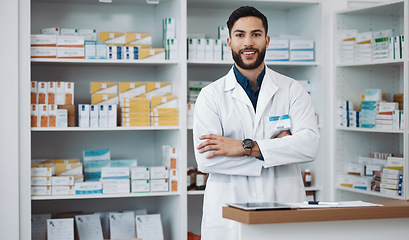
top-left (243, 138), bottom-right (254, 148)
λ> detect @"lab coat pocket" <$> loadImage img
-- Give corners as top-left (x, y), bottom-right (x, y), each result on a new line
top-left (266, 114), bottom-right (291, 138)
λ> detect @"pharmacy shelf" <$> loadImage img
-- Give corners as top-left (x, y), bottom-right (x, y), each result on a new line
top-left (187, 0), bottom-right (320, 10)
top-left (31, 126), bottom-right (181, 131)
top-left (336, 0), bottom-right (403, 16)
top-left (336, 186), bottom-right (405, 200)
top-left (187, 190), bottom-right (205, 195)
top-left (31, 58), bottom-right (179, 66)
top-left (336, 127), bottom-right (405, 134)
top-left (31, 191), bottom-right (180, 200)
top-left (336, 59), bottom-right (404, 67)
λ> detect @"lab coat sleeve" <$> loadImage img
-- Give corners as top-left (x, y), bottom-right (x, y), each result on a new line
top-left (193, 87), bottom-right (263, 176)
top-left (257, 81), bottom-right (320, 167)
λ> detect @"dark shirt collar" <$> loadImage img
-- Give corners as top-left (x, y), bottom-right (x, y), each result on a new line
top-left (233, 65), bottom-right (265, 91)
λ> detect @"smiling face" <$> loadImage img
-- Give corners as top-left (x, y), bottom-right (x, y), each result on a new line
top-left (227, 16), bottom-right (270, 71)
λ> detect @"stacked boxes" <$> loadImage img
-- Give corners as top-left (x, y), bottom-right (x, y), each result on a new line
top-left (31, 159), bottom-right (84, 196)
top-left (121, 98), bottom-right (151, 127)
top-left (338, 29), bottom-right (357, 63)
top-left (338, 29), bottom-right (404, 63)
top-left (131, 167), bottom-right (151, 193)
top-left (163, 145), bottom-right (178, 192)
top-left (289, 40), bottom-right (314, 61)
top-left (163, 18), bottom-right (178, 60)
top-left (151, 95), bottom-right (178, 126)
top-left (266, 39), bottom-right (289, 61)
top-left (101, 167), bottom-right (130, 194)
top-left (31, 81), bottom-right (74, 128)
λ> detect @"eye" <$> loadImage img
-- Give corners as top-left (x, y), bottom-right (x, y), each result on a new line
top-left (253, 33), bottom-right (261, 37)
top-left (235, 33), bottom-right (244, 37)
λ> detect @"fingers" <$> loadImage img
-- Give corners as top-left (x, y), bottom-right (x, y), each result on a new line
top-left (198, 134), bottom-right (218, 140)
top-left (275, 130), bottom-right (292, 138)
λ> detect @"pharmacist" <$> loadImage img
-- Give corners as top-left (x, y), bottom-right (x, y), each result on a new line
top-left (193, 6), bottom-right (320, 240)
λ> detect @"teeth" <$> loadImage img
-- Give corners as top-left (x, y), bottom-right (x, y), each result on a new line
top-left (243, 52), bottom-right (255, 55)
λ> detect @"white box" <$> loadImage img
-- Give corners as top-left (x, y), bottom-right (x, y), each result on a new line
top-left (52, 176), bottom-right (74, 186)
top-left (31, 81), bottom-right (37, 104)
top-left (41, 27), bottom-right (60, 35)
top-left (364, 89), bottom-right (382, 101)
top-left (196, 38), bottom-right (205, 60)
top-left (102, 179), bottom-right (130, 189)
top-left (347, 163), bottom-right (364, 176)
top-left (379, 102), bottom-right (398, 112)
top-left (55, 82), bottom-right (65, 105)
top-left (83, 149), bottom-right (111, 161)
top-left (150, 166), bottom-right (169, 179)
top-left (57, 47), bottom-right (84, 59)
top-left (265, 50), bottom-right (289, 61)
top-left (38, 104), bottom-right (48, 128)
top-left (205, 39), bottom-right (214, 61)
top-left (31, 176), bottom-right (52, 186)
top-left (65, 82), bottom-right (74, 105)
top-left (48, 104), bottom-right (57, 127)
top-left (85, 42), bottom-right (96, 59)
top-left (150, 179), bottom-right (169, 192)
top-left (79, 29), bottom-right (98, 41)
top-left (31, 47), bottom-right (57, 58)
top-left (188, 38), bottom-right (197, 60)
top-left (52, 185), bottom-right (74, 195)
top-left (31, 167), bottom-right (53, 177)
top-left (101, 167), bottom-right (129, 179)
top-left (222, 42), bottom-right (232, 61)
top-left (56, 109), bottom-right (68, 128)
top-left (214, 39), bottom-right (222, 61)
top-left (57, 35), bottom-right (84, 47)
top-left (60, 28), bottom-right (79, 36)
top-left (290, 40), bottom-right (314, 50)
top-left (131, 167), bottom-right (150, 180)
top-left (98, 104), bottom-right (108, 127)
top-left (108, 104), bottom-right (117, 127)
top-left (102, 188), bottom-right (130, 194)
top-left (163, 17), bottom-right (176, 39)
top-left (96, 42), bottom-right (107, 59)
top-left (31, 104), bottom-right (39, 127)
top-left (79, 104), bottom-right (90, 127)
top-left (131, 179), bottom-right (150, 193)
top-left (74, 182), bottom-right (103, 195)
top-left (47, 82), bottom-right (56, 105)
top-left (290, 50), bottom-right (314, 61)
top-left (218, 26), bottom-right (229, 43)
top-left (31, 186), bottom-right (52, 196)
top-left (31, 34), bottom-right (57, 47)
top-left (37, 82), bottom-right (48, 104)
top-left (90, 105), bottom-right (99, 127)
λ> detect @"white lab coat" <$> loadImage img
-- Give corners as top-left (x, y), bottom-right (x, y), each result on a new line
top-left (193, 66), bottom-right (320, 240)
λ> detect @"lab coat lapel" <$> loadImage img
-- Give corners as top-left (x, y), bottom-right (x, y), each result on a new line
top-left (225, 67), bottom-right (253, 109)
top-left (254, 68), bottom-right (279, 130)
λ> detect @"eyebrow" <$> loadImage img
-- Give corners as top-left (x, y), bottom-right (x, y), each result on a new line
top-left (233, 29), bottom-right (264, 34)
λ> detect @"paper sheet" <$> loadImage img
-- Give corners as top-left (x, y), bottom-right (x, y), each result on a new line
top-left (109, 212), bottom-right (136, 239)
top-left (135, 214), bottom-right (164, 240)
top-left (75, 214), bottom-right (104, 240)
top-left (47, 218), bottom-right (74, 240)
top-left (289, 201), bottom-right (383, 209)
top-left (32, 213), bottom-right (51, 240)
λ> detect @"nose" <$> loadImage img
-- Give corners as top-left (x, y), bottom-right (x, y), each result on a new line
top-left (243, 35), bottom-right (254, 48)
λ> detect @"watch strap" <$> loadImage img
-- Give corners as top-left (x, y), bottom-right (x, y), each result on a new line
top-left (244, 147), bottom-right (252, 156)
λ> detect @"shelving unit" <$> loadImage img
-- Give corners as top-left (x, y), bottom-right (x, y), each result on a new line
top-left (18, 0), bottom-right (328, 239)
top-left (333, 0), bottom-right (408, 201)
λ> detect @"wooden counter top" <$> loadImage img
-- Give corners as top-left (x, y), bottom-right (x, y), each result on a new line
top-left (223, 200), bottom-right (409, 224)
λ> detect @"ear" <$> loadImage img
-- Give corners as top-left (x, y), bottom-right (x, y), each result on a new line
top-left (265, 35), bottom-right (270, 49)
top-left (227, 37), bottom-right (232, 50)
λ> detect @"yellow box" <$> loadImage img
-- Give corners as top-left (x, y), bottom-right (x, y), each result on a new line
top-left (38, 104), bottom-right (48, 128)
top-left (125, 32), bottom-right (152, 48)
top-left (151, 121), bottom-right (179, 126)
top-left (122, 106), bottom-right (151, 113)
top-left (145, 82), bottom-right (171, 93)
top-left (152, 116), bottom-right (178, 122)
top-left (90, 82), bottom-right (118, 94)
top-left (98, 32), bottom-right (125, 45)
top-left (51, 158), bottom-right (80, 164)
top-left (91, 93), bottom-right (119, 105)
top-left (48, 104), bottom-right (57, 127)
top-left (37, 82), bottom-right (48, 104)
top-left (122, 121), bottom-right (151, 127)
top-left (151, 95), bottom-right (177, 108)
top-left (122, 117), bottom-right (151, 124)
top-left (151, 111), bottom-right (178, 118)
top-left (118, 82), bottom-right (146, 98)
top-left (55, 162), bottom-right (83, 176)
top-left (65, 82), bottom-right (74, 105)
top-left (139, 48), bottom-right (165, 60)
top-left (122, 112), bottom-right (151, 118)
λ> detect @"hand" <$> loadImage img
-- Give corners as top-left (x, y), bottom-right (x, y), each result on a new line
top-left (197, 134), bottom-right (244, 159)
top-left (275, 130), bottom-right (292, 138)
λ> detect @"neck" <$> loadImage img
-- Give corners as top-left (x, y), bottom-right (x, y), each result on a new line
top-left (235, 62), bottom-right (265, 89)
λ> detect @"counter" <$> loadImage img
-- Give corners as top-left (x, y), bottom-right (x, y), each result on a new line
top-left (223, 200), bottom-right (409, 240)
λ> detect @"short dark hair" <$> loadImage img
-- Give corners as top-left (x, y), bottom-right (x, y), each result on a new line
top-left (227, 6), bottom-right (268, 37)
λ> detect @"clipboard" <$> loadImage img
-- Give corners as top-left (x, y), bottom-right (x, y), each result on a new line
top-left (227, 202), bottom-right (295, 211)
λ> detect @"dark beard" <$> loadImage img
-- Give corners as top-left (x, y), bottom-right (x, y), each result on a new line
top-left (232, 47), bottom-right (266, 70)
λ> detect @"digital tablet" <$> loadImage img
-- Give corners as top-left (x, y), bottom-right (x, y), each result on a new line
top-left (226, 202), bottom-right (294, 211)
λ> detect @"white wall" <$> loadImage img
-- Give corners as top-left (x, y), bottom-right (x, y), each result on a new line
top-left (0, 0), bottom-right (20, 239)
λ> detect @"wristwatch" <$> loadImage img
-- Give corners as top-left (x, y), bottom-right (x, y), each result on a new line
top-left (242, 138), bottom-right (254, 156)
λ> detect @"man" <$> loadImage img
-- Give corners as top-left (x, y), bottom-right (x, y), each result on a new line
top-left (193, 6), bottom-right (320, 240)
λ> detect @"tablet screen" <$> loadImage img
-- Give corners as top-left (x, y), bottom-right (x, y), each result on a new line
top-left (227, 202), bottom-right (294, 211)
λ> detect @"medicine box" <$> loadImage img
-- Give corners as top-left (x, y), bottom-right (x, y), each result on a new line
top-left (131, 179), bottom-right (150, 193)
top-left (131, 167), bottom-right (150, 180)
top-left (79, 29), bottom-right (97, 42)
top-left (90, 82), bottom-right (118, 94)
top-left (98, 104), bottom-right (108, 127)
top-left (31, 35), bottom-right (57, 47)
top-left (57, 35), bottom-right (84, 47)
top-left (74, 182), bottom-right (103, 195)
top-left (151, 179), bottom-right (169, 192)
top-left (78, 104), bottom-right (90, 127)
top-left (31, 176), bottom-right (52, 186)
top-left (60, 28), bottom-right (79, 36)
top-left (150, 166), bottom-right (169, 179)
top-left (138, 48), bottom-right (165, 60)
top-left (52, 186), bottom-right (74, 195)
top-left (83, 149), bottom-right (111, 161)
top-left (118, 82), bottom-right (146, 99)
top-left (47, 82), bottom-right (56, 104)
top-left (48, 104), bottom-right (57, 127)
top-left (101, 167), bottom-right (129, 179)
top-left (125, 32), bottom-right (152, 48)
top-left (99, 32), bottom-right (126, 45)
top-left (31, 186), bottom-right (52, 196)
